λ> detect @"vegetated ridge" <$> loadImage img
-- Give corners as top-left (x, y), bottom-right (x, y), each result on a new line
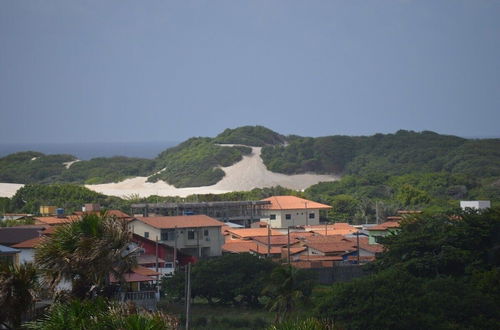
top-left (0, 126), bottom-right (499, 190)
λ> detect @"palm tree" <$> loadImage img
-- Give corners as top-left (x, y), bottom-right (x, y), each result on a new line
top-left (35, 213), bottom-right (138, 299)
top-left (0, 262), bottom-right (39, 329)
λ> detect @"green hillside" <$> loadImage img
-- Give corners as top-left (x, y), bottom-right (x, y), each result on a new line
top-left (213, 125), bottom-right (286, 146)
top-left (0, 152), bottom-right (76, 184)
top-left (0, 127), bottom-right (499, 193)
top-left (148, 137), bottom-right (251, 187)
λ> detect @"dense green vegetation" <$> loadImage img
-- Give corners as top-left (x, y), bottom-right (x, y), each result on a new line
top-left (304, 172), bottom-right (500, 223)
top-left (149, 137), bottom-right (252, 187)
top-left (262, 130), bottom-right (500, 178)
top-left (1, 127), bottom-right (499, 191)
top-left (213, 125), bottom-right (286, 146)
top-left (60, 156), bottom-right (156, 184)
top-left (0, 152), bottom-right (155, 185)
top-left (0, 152), bottom-right (76, 184)
top-left (163, 254), bottom-right (278, 306)
top-left (8, 184), bottom-right (126, 215)
top-left (27, 298), bottom-right (178, 330)
top-left (313, 208), bottom-right (500, 329)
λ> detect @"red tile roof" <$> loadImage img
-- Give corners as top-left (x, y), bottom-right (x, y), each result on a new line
top-left (74, 210), bottom-right (132, 219)
top-left (367, 221), bottom-right (400, 231)
top-left (225, 228), bottom-right (284, 239)
top-left (306, 241), bottom-right (356, 254)
top-left (222, 241), bottom-right (258, 253)
top-left (134, 215), bottom-right (223, 229)
top-left (250, 246), bottom-right (283, 255)
top-left (110, 272), bottom-right (154, 283)
top-left (298, 255), bottom-right (343, 261)
top-left (357, 237), bottom-right (384, 253)
top-left (262, 196), bottom-right (332, 210)
top-left (34, 216), bottom-right (80, 225)
top-left (11, 236), bottom-right (45, 249)
top-left (303, 223), bottom-right (357, 235)
top-left (132, 265), bottom-right (161, 277)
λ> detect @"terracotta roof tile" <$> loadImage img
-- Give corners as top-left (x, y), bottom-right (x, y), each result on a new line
top-left (222, 241), bottom-right (258, 253)
top-left (303, 223), bottom-right (357, 236)
top-left (34, 216), bottom-right (80, 225)
top-left (261, 196), bottom-right (332, 210)
top-left (134, 215), bottom-right (223, 229)
top-left (298, 255), bottom-right (343, 261)
top-left (250, 246), bottom-right (283, 255)
top-left (132, 265), bottom-right (161, 277)
top-left (367, 221), bottom-right (400, 231)
top-left (11, 236), bottom-right (45, 249)
top-left (225, 228), bottom-right (284, 239)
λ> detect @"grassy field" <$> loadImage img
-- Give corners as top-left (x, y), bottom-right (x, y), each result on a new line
top-left (159, 300), bottom-right (274, 330)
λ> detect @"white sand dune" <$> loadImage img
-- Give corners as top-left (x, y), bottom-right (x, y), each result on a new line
top-left (0, 183), bottom-right (24, 198)
top-left (86, 147), bottom-right (338, 198)
top-left (0, 147), bottom-right (339, 198)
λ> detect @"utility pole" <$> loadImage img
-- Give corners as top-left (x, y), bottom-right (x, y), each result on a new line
top-left (185, 263), bottom-right (191, 330)
top-left (375, 201), bottom-right (380, 225)
top-left (267, 224), bottom-right (271, 258)
top-left (287, 227), bottom-right (291, 264)
top-left (173, 226), bottom-right (178, 273)
top-left (356, 231), bottom-right (360, 264)
top-left (155, 236), bottom-right (160, 301)
top-left (305, 202), bottom-right (308, 226)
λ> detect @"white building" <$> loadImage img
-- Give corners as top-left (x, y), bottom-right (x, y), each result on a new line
top-left (129, 215), bottom-right (225, 258)
top-left (460, 200), bottom-right (491, 210)
top-left (260, 196), bottom-right (332, 228)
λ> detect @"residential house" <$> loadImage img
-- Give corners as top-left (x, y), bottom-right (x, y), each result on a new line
top-left (0, 244), bottom-right (20, 265)
top-left (260, 196), bottom-right (332, 228)
top-left (367, 221), bottom-right (401, 244)
top-left (0, 226), bottom-right (50, 246)
top-left (129, 215), bottom-right (224, 258)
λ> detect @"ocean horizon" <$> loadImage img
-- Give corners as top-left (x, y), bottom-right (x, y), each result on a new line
top-left (0, 141), bottom-right (179, 160)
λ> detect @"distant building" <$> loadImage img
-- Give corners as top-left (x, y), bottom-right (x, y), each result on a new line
top-left (260, 196), bottom-right (332, 228)
top-left (460, 200), bottom-right (491, 210)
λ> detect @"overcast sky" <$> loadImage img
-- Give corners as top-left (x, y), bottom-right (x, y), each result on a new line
top-left (1, 0), bottom-right (499, 143)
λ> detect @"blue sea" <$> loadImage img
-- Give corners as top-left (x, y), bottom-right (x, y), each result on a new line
top-left (0, 141), bottom-right (178, 160)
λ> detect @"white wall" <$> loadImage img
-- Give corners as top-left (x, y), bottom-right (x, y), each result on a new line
top-left (460, 200), bottom-right (491, 210)
top-left (18, 248), bottom-right (35, 264)
top-left (262, 209), bottom-right (320, 228)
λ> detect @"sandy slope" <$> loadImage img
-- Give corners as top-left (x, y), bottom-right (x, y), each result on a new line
top-left (0, 147), bottom-right (339, 198)
top-left (0, 183), bottom-right (24, 198)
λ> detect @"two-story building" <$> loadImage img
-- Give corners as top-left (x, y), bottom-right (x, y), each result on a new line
top-left (129, 215), bottom-right (224, 258)
top-left (261, 196), bottom-right (332, 228)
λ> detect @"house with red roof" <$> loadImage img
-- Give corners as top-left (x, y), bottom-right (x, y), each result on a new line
top-left (261, 196), bottom-right (332, 228)
top-left (367, 221), bottom-right (401, 244)
top-left (129, 215), bottom-right (225, 258)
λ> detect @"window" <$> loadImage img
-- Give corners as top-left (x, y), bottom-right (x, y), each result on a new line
top-left (285, 214), bottom-right (291, 220)
top-left (144, 231), bottom-right (149, 239)
top-left (161, 230), bottom-right (175, 241)
top-left (204, 229), bottom-right (209, 236)
top-left (309, 213), bottom-right (315, 219)
top-left (270, 214), bottom-right (276, 220)
top-left (188, 229), bottom-right (196, 240)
